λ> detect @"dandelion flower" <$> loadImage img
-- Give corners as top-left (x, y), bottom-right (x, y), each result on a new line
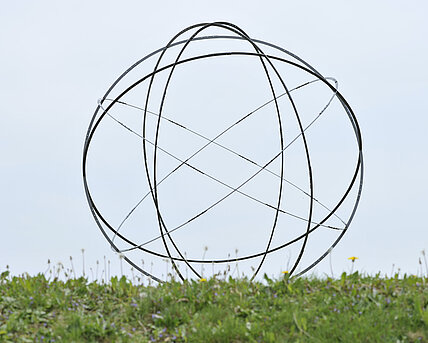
top-left (281, 271), bottom-right (289, 274)
top-left (199, 278), bottom-right (207, 282)
top-left (348, 256), bottom-right (358, 262)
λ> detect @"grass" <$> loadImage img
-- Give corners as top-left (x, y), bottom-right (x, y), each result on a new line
top-left (0, 269), bottom-right (427, 343)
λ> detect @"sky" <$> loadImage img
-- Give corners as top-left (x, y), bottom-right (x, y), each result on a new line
top-left (1, 1), bottom-right (427, 282)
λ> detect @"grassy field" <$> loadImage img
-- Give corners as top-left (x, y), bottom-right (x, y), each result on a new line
top-left (0, 270), bottom-right (427, 342)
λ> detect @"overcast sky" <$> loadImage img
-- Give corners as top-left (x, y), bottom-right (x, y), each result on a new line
top-left (1, 1), bottom-right (427, 282)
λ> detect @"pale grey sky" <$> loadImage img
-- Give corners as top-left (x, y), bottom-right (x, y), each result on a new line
top-left (1, 1), bottom-right (427, 281)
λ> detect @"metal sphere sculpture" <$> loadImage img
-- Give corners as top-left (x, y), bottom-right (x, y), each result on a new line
top-left (82, 22), bottom-right (363, 283)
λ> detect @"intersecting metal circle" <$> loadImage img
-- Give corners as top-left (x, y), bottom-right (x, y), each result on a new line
top-left (82, 22), bottom-right (363, 283)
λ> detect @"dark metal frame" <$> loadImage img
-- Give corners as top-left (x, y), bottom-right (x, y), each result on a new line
top-left (82, 22), bottom-right (363, 283)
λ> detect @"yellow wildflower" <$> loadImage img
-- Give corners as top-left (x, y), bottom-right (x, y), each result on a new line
top-left (348, 256), bottom-right (358, 262)
top-left (281, 271), bottom-right (289, 274)
top-left (199, 278), bottom-right (207, 282)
